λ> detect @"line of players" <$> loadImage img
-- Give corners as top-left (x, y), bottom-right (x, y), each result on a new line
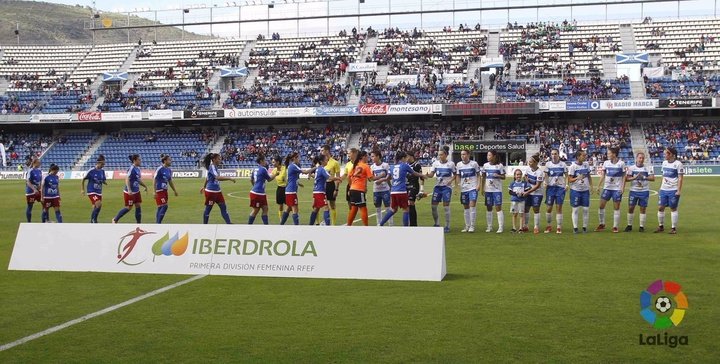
top-left (23, 144), bottom-right (684, 234)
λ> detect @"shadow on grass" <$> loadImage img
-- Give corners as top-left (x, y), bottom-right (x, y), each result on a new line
top-left (443, 273), bottom-right (480, 281)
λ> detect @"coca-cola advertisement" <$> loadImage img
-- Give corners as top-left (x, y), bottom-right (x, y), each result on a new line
top-left (359, 104), bottom-right (389, 115)
top-left (77, 111), bottom-right (102, 121)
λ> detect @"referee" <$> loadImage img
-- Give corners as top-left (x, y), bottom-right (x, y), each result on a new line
top-left (321, 145), bottom-right (341, 225)
top-left (406, 150), bottom-right (424, 226)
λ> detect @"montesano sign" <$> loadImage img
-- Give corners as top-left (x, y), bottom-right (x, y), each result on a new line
top-left (659, 98), bottom-right (712, 108)
top-left (453, 140), bottom-right (526, 152)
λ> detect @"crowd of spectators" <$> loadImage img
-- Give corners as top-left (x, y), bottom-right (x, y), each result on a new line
top-left (223, 83), bottom-right (349, 108)
top-left (645, 121), bottom-right (720, 163)
top-left (361, 79), bottom-right (482, 104)
top-left (0, 132), bottom-right (54, 168)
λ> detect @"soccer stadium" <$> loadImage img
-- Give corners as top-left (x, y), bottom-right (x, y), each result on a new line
top-left (0, 0), bottom-right (718, 361)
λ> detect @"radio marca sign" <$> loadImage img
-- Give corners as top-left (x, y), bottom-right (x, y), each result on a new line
top-left (9, 224), bottom-right (446, 281)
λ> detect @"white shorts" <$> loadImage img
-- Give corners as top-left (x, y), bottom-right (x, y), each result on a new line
top-left (511, 201), bottom-right (525, 214)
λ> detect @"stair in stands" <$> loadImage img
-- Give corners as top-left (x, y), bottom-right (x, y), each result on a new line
top-left (630, 80), bottom-right (646, 99)
top-left (486, 32), bottom-right (500, 58)
top-left (630, 125), bottom-right (650, 159)
top-left (209, 131), bottom-right (227, 155)
top-left (619, 24), bottom-right (637, 53)
top-left (242, 68), bottom-right (259, 89)
top-left (360, 35), bottom-right (378, 64)
top-left (482, 87), bottom-right (496, 103)
top-left (602, 56), bottom-right (617, 79)
top-left (121, 74), bottom-right (138, 93)
top-left (525, 142), bottom-right (541, 161)
top-left (466, 60), bottom-right (482, 83)
top-left (74, 134), bottom-right (107, 170)
top-left (375, 65), bottom-right (389, 85)
top-left (89, 95), bottom-right (105, 111)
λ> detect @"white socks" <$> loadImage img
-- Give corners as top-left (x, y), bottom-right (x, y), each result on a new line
top-left (658, 211), bottom-right (665, 226)
top-left (487, 211), bottom-right (493, 228)
top-left (470, 207), bottom-right (476, 228)
top-left (556, 214), bottom-right (563, 229)
top-left (627, 213), bottom-right (634, 227)
top-left (671, 211), bottom-right (678, 229)
top-left (572, 207), bottom-right (579, 229)
top-left (444, 206), bottom-right (451, 228)
top-left (546, 212), bottom-right (552, 225)
top-left (613, 210), bottom-right (620, 229)
top-left (464, 209), bottom-right (470, 227)
top-left (582, 207), bottom-right (589, 228)
top-left (639, 213), bottom-right (646, 228)
top-left (497, 211), bottom-right (504, 231)
top-left (376, 207), bottom-right (382, 226)
top-left (598, 208), bottom-right (606, 225)
top-left (534, 213), bottom-right (540, 229)
top-left (431, 205), bottom-right (439, 225)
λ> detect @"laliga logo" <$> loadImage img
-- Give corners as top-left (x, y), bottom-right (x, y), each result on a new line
top-left (116, 228), bottom-right (188, 265)
top-left (640, 279), bottom-right (688, 329)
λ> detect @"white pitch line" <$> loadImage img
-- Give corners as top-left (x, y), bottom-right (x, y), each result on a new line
top-left (0, 274), bottom-right (207, 352)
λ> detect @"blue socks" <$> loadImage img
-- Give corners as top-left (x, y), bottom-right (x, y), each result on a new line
top-left (156, 205), bottom-right (168, 224)
top-left (309, 211), bottom-right (318, 225)
top-left (55, 210), bottom-right (63, 223)
top-left (323, 210), bottom-right (330, 225)
top-left (280, 211), bottom-right (289, 225)
top-left (219, 204), bottom-right (231, 224)
top-left (403, 212), bottom-right (410, 226)
top-left (115, 207), bottom-right (130, 222)
top-left (380, 209), bottom-right (396, 226)
top-left (135, 206), bottom-right (142, 223)
top-left (261, 215), bottom-right (269, 225)
top-left (248, 214), bottom-right (256, 224)
top-left (90, 207), bottom-right (101, 223)
top-left (203, 205), bottom-right (213, 224)
top-left (41, 210), bottom-right (48, 223)
top-left (26, 204), bottom-right (33, 222)
top-left (292, 213), bottom-right (299, 225)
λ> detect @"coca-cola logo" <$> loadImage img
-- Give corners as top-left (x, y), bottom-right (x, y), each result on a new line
top-left (78, 112), bottom-right (102, 121)
top-left (359, 104), bottom-right (389, 115)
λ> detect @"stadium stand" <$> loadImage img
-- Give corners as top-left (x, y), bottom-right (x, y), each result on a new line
top-left (69, 43), bottom-right (135, 85)
top-left (360, 80), bottom-right (482, 104)
top-left (82, 129), bottom-right (217, 170)
top-left (643, 75), bottom-right (720, 98)
top-left (40, 132), bottom-right (98, 170)
top-left (634, 18), bottom-right (720, 73)
top-left (372, 26), bottom-right (487, 76)
top-left (220, 125), bottom-right (350, 168)
top-left (247, 32), bottom-right (364, 85)
top-left (100, 89), bottom-right (215, 112)
top-left (0, 132), bottom-right (54, 169)
top-left (496, 76), bottom-right (631, 101)
top-left (359, 123), bottom-right (455, 165)
top-left (643, 121), bottom-right (720, 164)
top-left (129, 39), bottom-right (246, 90)
top-left (500, 21), bottom-right (621, 78)
top-left (223, 83), bottom-right (350, 108)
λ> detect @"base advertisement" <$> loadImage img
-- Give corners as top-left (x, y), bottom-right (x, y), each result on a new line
top-left (9, 224), bottom-right (447, 281)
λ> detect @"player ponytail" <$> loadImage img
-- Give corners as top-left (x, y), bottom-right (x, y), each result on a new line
top-left (48, 163), bottom-right (59, 172)
top-left (128, 154), bottom-right (140, 163)
top-left (395, 151), bottom-right (407, 162)
top-left (442, 145), bottom-right (450, 154)
top-left (203, 153), bottom-right (217, 170)
top-left (353, 150), bottom-right (367, 167)
top-left (531, 153), bottom-right (540, 163)
top-left (284, 152), bottom-right (298, 167)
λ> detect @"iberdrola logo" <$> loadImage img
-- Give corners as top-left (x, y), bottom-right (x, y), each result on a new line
top-left (116, 228), bottom-right (188, 266)
top-left (151, 231), bottom-right (189, 261)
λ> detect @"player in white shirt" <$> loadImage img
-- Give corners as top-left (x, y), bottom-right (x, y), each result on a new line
top-left (523, 153), bottom-right (545, 234)
top-left (624, 152), bottom-right (655, 232)
top-left (455, 149), bottom-right (481, 232)
top-left (370, 150), bottom-right (392, 226)
top-left (568, 150), bottom-right (593, 234)
top-left (481, 150), bottom-right (506, 233)
top-left (425, 146), bottom-right (456, 233)
top-left (544, 149), bottom-right (568, 234)
top-left (656, 147), bottom-right (684, 234)
top-left (594, 146), bottom-right (626, 233)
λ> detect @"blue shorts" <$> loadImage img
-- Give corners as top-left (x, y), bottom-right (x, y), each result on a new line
top-left (546, 186), bottom-right (566, 206)
top-left (570, 189), bottom-right (590, 208)
top-left (432, 186), bottom-right (452, 203)
top-left (601, 189), bottom-right (623, 203)
top-left (525, 194), bottom-right (543, 211)
top-left (628, 190), bottom-right (650, 208)
top-left (373, 190), bottom-right (391, 207)
top-left (659, 190), bottom-right (680, 209)
top-left (484, 192), bottom-right (503, 207)
top-left (460, 190), bottom-right (478, 206)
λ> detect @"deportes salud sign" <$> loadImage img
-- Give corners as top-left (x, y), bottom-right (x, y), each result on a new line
top-left (9, 224), bottom-right (446, 281)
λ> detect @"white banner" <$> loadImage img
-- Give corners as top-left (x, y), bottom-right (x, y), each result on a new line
top-left (101, 112), bottom-right (142, 121)
top-left (30, 114), bottom-right (72, 122)
top-left (348, 62), bottom-right (377, 72)
top-left (9, 224), bottom-right (446, 281)
top-left (224, 107), bottom-right (316, 119)
top-left (600, 99), bottom-right (658, 110)
top-left (539, 100), bottom-right (567, 111)
top-left (643, 67), bottom-right (665, 78)
top-left (441, 73), bottom-right (464, 84)
top-left (70, 170), bottom-right (115, 180)
top-left (148, 109), bottom-right (174, 120)
top-left (0, 171), bottom-right (25, 179)
top-left (387, 105), bottom-right (435, 115)
top-left (386, 75), bottom-right (418, 86)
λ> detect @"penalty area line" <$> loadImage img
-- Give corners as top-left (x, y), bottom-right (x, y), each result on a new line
top-left (0, 274), bottom-right (207, 352)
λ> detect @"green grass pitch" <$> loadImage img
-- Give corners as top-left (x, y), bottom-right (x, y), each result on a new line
top-left (0, 177), bottom-right (717, 362)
